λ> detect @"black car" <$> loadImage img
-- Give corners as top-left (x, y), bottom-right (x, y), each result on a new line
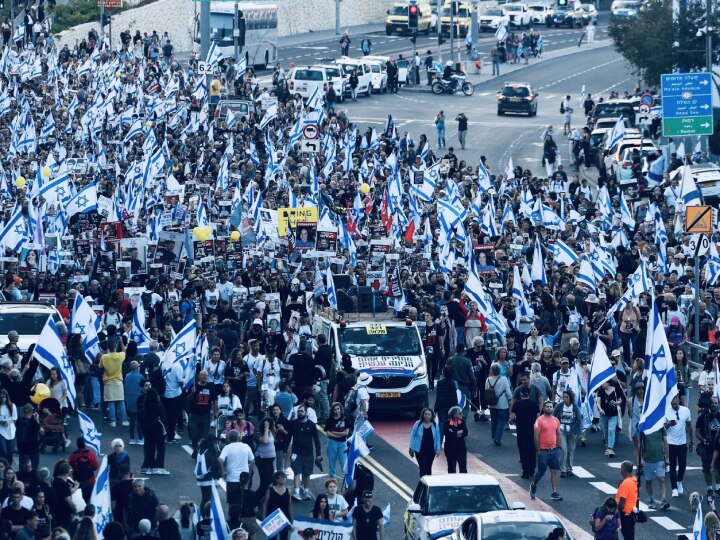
top-left (551, 5), bottom-right (583, 27)
top-left (497, 83), bottom-right (538, 116)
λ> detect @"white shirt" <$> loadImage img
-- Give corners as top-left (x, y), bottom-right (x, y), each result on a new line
top-left (245, 353), bottom-right (265, 387)
top-left (290, 405), bottom-right (317, 423)
top-left (665, 405), bottom-right (691, 445)
top-left (699, 370), bottom-right (717, 389)
top-left (326, 493), bottom-right (349, 522)
top-left (218, 441), bottom-right (255, 481)
top-left (1, 496), bottom-right (33, 510)
top-left (164, 361), bottom-right (185, 398)
top-left (217, 281), bottom-right (234, 303)
top-left (357, 386), bottom-right (370, 414)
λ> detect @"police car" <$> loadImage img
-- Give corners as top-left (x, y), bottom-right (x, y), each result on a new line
top-left (403, 474), bottom-right (525, 540)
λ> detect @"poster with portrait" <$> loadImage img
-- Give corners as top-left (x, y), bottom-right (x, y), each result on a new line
top-left (199, 256), bottom-right (216, 278)
top-left (19, 244), bottom-right (41, 272)
top-left (116, 261), bottom-right (131, 282)
top-left (315, 228), bottom-right (338, 257)
top-left (119, 238), bottom-right (148, 274)
top-left (369, 239), bottom-right (392, 269)
top-left (266, 292), bottom-right (281, 314)
top-left (124, 287), bottom-right (144, 310)
top-left (45, 234), bottom-right (60, 251)
top-left (99, 251), bottom-right (116, 273)
top-left (294, 221), bottom-right (317, 251)
top-left (266, 313), bottom-right (282, 335)
top-left (155, 231), bottom-right (184, 265)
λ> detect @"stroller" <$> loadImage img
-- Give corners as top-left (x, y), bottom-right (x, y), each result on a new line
top-left (38, 398), bottom-right (69, 453)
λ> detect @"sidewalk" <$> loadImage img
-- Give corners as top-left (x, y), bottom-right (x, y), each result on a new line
top-left (278, 23), bottom-right (384, 48)
top-left (403, 38), bottom-right (613, 91)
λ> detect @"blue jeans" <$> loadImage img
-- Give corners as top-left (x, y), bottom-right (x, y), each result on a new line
top-left (490, 408), bottom-right (509, 443)
top-left (600, 414), bottom-right (618, 449)
top-left (326, 438), bottom-right (347, 481)
top-left (535, 448), bottom-right (561, 482)
top-left (437, 126), bottom-right (445, 147)
top-left (0, 437), bottom-right (14, 466)
top-left (107, 401), bottom-right (128, 423)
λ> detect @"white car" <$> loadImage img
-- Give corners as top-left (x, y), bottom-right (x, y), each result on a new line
top-left (362, 58), bottom-right (388, 93)
top-left (671, 163), bottom-right (720, 204)
top-left (404, 474), bottom-right (524, 540)
top-left (504, 3), bottom-right (532, 28)
top-left (449, 511), bottom-right (574, 540)
top-left (0, 302), bottom-right (64, 352)
top-left (364, 55), bottom-right (409, 85)
top-left (312, 64), bottom-right (347, 102)
top-left (479, 8), bottom-right (509, 31)
top-left (527, 2), bottom-right (553, 24)
top-left (288, 66), bottom-right (332, 101)
top-left (333, 57), bottom-right (373, 96)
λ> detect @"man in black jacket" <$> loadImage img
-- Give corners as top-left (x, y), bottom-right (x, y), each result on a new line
top-left (513, 387), bottom-right (539, 478)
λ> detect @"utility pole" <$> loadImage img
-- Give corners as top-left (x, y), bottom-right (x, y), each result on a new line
top-left (234, 2), bottom-right (240, 62)
top-left (705, 0), bottom-right (712, 155)
top-left (100, 0), bottom-right (105, 46)
top-left (201, 0), bottom-right (210, 88)
top-left (470, 0), bottom-right (478, 61)
top-left (10, 0), bottom-right (14, 45)
top-left (437, 0), bottom-right (443, 63)
top-left (450, 0), bottom-right (456, 63)
top-left (335, 0), bottom-right (340, 34)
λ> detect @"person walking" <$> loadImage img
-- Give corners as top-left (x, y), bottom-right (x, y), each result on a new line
top-left (664, 395), bottom-right (692, 498)
top-left (553, 389), bottom-right (581, 478)
top-left (324, 403), bottom-right (349, 482)
top-left (424, 50), bottom-right (434, 85)
top-left (435, 111), bottom-right (446, 149)
top-left (99, 340), bottom-right (129, 428)
top-left (443, 406), bottom-right (468, 473)
top-left (284, 405), bottom-right (321, 501)
top-left (513, 386), bottom-right (539, 478)
top-left (352, 491), bottom-right (384, 540)
top-left (455, 113), bottom-right (468, 150)
top-left (138, 386), bottom-right (169, 475)
top-left (434, 367), bottom-right (458, 439)
top-left (219, 429), bottom-right (256, 505)
top-left (485, 363), bottom-right (512, 446)
top-left (490, 46), bottom-right (500, 76)
top-left (187, 370), bottom-right (213, 457)
top-left (195, 435), bottom-right (220, 510)
top-left (447, 344), bottom-right (475, 419)
top-left (349, 70), bottom-right (359, 102)
top-left (339, 31), bottom-right (350, 56)
top-left (408, 408), bottom-right (441, 477)
top-left (591, 497), bottom-right (622, 540)
top-left (615, 461), bottom-right (638, 540)
top-left (262, 471), bottom-right (293, 540)
top-left (560, 95), bottom-right (573, 135)
top-left (529, 400), bottom-right (563, 502)
top-left (597, 381), bottom-right (620, 458)
top-left (587, 21), bottom-right (596, 43)
top-left (641, 427), bottom-right (670, 510)
top-left (361, 37), bottom-right (372, 56)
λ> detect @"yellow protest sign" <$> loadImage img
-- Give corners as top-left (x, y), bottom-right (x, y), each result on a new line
top-left (278, 207), bottom-right (318, 236)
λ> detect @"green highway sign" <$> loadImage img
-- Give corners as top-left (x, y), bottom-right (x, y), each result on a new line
top-left (662, 116), bottom-right (713, 136)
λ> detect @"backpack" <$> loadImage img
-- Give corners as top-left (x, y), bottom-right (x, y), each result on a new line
top-left (483, 379), bottom-right (500, 406)
top-left (560, 101), bottom-right (565, 114)
top-left (344, 384), bottom-right (360, 415)
top-left (589, 506), bottom-right (600, 532)
top-left (566, 308), bottom-right (581, 333)
top-left (74, 450), bottom-right (94, 482)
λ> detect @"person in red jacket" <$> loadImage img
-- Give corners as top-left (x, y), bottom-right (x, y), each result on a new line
top-left (68, 437), bottom-right (100, 503)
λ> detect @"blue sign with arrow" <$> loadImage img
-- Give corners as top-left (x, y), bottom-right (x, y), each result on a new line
top-left (661, 73), bottom-right (714, 136)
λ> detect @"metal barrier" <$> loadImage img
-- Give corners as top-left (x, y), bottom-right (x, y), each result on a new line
top-left (687, 341), bottom-right (709, 371)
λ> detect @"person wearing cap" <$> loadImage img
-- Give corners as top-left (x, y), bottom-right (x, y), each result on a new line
top-left (552, 390), bottom-right (581, 478)
top-left (352, 490), bottom-right (384, 540)
top-left (288, 338), bottom-right (314, 397)
top-left (245, 319), bottom-right (267, 352)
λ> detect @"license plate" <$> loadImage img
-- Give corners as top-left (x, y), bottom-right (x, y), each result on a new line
top-left (701, 181), bottom-right (717, 187)
top-left (510, 97), bottom-right (521, 102)
top-left (376, 392), bottom-right (401, 398)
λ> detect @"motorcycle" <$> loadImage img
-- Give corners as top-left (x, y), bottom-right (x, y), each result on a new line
top-left (431, 73), bottom-right (475, 96)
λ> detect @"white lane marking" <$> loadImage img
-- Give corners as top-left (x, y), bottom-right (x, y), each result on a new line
top-left (182, 444), bottom-right (226, 491)
top-left (294, 46), bottom-right (330, 50)
top-left (649, 517), bottom-right (686, 531)
top-left (608, 462), bottom-right (702, 471)
top-left (535, 58), bottom-right (622, 90)
top-left (589, 482), bottom-right (653, 512)
top-left (570, 466), bottom-right (595, 479)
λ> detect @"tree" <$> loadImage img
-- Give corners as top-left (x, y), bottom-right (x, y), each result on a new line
top-left (608, 0), bottom-right (719, 86)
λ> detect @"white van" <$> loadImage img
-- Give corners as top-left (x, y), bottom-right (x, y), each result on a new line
top-left (313, 309), bottom-right (429, 416)
top-left (364, 55), bottom-right (409, 84)
top-left (288, 66), bottom-right (331, 100)
top-left (333, 57), bottom-right (373, 96)
top-left (362, 58), bottom-right (388, 93)
top-left (312, 64), bottom-right (347, 102)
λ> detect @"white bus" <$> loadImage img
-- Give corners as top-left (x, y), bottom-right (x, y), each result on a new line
top-left (193, 2), bottom-right (279, 68)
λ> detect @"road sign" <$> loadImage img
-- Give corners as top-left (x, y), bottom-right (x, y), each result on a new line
top-left (638, 103), bottom-right (651, 114)
top-left (661, 73), bottom-right (714, 137)
top-left (689, 234), bottom-right (710, 257)
top-left (640, 93), bottom-right (655, 108)
top-left (197, 61), bottom-right (213, 76)
top-left (637, 114), bottom-right (652, 126)
top-left (302, 125), bottom-right (319, 139)
top-left (300, 139), bottom-right (320, 154)
top-left (685, 205), bottom-right (713, 233)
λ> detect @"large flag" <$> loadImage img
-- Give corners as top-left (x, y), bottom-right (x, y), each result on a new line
top-left (130, 301), bottom-right (152, 354)
top-left (71, 294), bottom-right (102, 364)
top-left (162, 319), bottom-right (197, 371)
top-left (345, 432), bottom-right (370, 488)
top-left (639, 299), bottom-right (678, 434)
top-left (205, 42), bottom-right (224, 68)
top-left (693, 497), bottom-right (706, 540)
top-left (209, 483), bottom-right (230, 540)
top-left (327, 271), bottom-right (338, 310)
top-left (66, 181), bottom-right (98, 217)
top-left (608, 116), bottom-right (625, 149)
top-left (530, 235), bottom-right (547, 285)
top-left (588, 340), bottom-right (615, 395)
top-left (90, 456), bottom-right (112, 539)
top-left (576, 258), bottom-right (597, 291)
top-left (33, 318), bottom-right (77, 408)
top-left (606, 260), bottom-right (651, 317)
top-left (78, 411), bottom-right (102, 456)
top-left (679, 165), bottom-right (702, 207)
top-left (553, 239), bottom-right (579, 267)
top-left (0, 205), bottom-right (28, 252)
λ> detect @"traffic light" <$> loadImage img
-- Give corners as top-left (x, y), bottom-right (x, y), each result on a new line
top-left (408, 4), bottom-right (419, 30)
top-left (557, 0), bottom-right (568, 5)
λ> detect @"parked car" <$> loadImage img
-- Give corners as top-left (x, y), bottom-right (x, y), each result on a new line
top-left (287, 66), bottom-right (332, 101)
top-left (403, 474), bottom-right (525, 540)
top-left (497, 82), bottom-right (539, 116)
top-left (447, 511), bottom-right (574, 540)
top-left (312, 64), bottom-right (347, 102)
top-left (592, 99), bottom-right (638, 126)
top-left (0, 302), bottom-right (64, 352)
top-left (479, 7), bottom-right (509, 31)
top-left (671, 163), bottom-right (720, 205)
top-left (526, 1), bottom-right (553, 25)
top-left (603, 136), bottom-right (657, 183)
top-left (611, 0), bottom-right (642, 18)
top-left (550, 4), bottom-right (584, 27)
top-left (580, 3), bottom-right (598, 23)
top-left (333, 57), bottom-right (373, 96)
top-left (504, 3), bottom-right (532, 28)
top-left (361, 58), bottom-right (388, 93)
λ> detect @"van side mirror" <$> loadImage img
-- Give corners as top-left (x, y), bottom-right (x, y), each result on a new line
top-left (408, 503), bottom-right (421, 513)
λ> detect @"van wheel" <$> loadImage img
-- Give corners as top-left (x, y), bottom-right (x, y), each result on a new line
top-left (366, 84), bottom-right (373, 96)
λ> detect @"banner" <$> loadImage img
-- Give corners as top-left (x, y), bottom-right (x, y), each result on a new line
top-left (278, 207), bottom-right (318, 236)
top-left (260, 509), bottom-right (290, 538)
top-left (289, 517), bottom-right (353, 540)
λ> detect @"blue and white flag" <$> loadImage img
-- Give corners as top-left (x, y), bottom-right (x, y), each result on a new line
top-left (66, 182), bottom-right (98, 217)
top-left (679, 165), bottom-right (702, 207)
top-left (259, 508), bottom-right (290, 539)
top-left (162, 319), bottom-right (197, 371)
top-left (130, 301), bottom-right (152, 355)
top-left (345, 432), bottom-right (370, 488)
top-left (606, 260), bottom-right (651, 317)
top-left (646, 154), bottom-right (665, 185)
top-left (78, 410), bottom-right (102, 456)
top-left (327, 271), bottom-right (338, 310)
top-left (579, 84), bottom-right (586, 104)
top-left (513, 265), bottom-right (534, 320)
top-left (209, 483), bottom-right (230, 540)
top-left (576, 258), bottom-right (597, 291)
top-left (90, 456), bottom-right (112, 539)
top-left (33, 318), bottom-right (77, 408)
top-left (495, 24), bottom-right (508, 42)
top-left (456, 387), bottom-right (468, 410)
top-left (530, 235), bottom-right (547, 285)
top-left (71, 294), bottom-right (102, 365)
top-left (382, 503), bottom-right (391, 527)
top-left (196, 198), bottom-right (210, 228)
top-left (639, 299), bottom-right (678, 434)
top-left (693, 496), bottom-right (706, 540)
top-left (0, 205), bottom-right (28, 253)
top-left (553, 239), bottom-right (579, 267)
top-left (588, 340), bottom-right (615, 395)
top-left (205, 42), bottom-right (224, 68)
top-left (608, 116), bottom-right (625, 149)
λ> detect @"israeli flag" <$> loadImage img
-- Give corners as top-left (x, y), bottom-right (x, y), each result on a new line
top-left (608, 116), bottom-right (625, 149)
top-left (576, 258), bottom-right (597, 291)
top-left (0, 205), bottom-right (28, 253)
top-left (513, 266), bottom-right (534, 320)
top-left (553, 239), bottom-right (579, 267)
top-left (90, 456), bottom-right (112, 539)
top-left (647, 154), bottom-right (665, 185)
top-left (209, 484), bottom-right (230, 540)
top-left (33, 318), bottom-right (77, 408)
top-left (237, 57), bottom-right (247, 78)
top-left (382, 503), bottom-right (391, 527)
top-left (307, 85), bottom-right (324, 111)
top-left (327, 270), bottom-right (338, 310)
top-left (196, 198), bottom-right (210, 228)
top-left (530, 235), bottom-right (547, 285)
top-left (78, 411), bottom-right (102, 456)
top-left (66, 182), bottom-right (98, 217)
top-left (130, 301), bottom-right (153, 355)
top-left (205, 41), bottom-right (224, 68)
top-left (71, 294), bottom-right (102, 365)
top-left (225, 109), bottom-right (237, 129)
top-left (639, 298), bottom-right (678, 434)
top-left (693, 496), bottom-right (706, 540)
top-left (579, 84), bottom-right (586, 104)
top-left (345, 432), bottom-right (370, 488)
top-left (606, 260), bottom-right (651, 317)
top-left (495, 23), bottom-right (508, 42)
top-left (465, 256), bottom-right (507, 336)
top-left (619, 192), bottom-right (636, 229)
top-left (456, 387), bottom-right (468, 410)
top-left (679, 165), bottom-right (702, 207)
top-left (588, 340), bottom-right (615, 395)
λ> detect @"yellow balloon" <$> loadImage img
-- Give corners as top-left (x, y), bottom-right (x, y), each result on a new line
top-left (16, 177), bottom-right (26, 188)
top-left (42, 166), bottom-right (52, 177)
top-left (230, 231), bottom-right (241, 241)
top-left (146, 121), bottom-right (153, 128)
top-left (193, 226), bottom-right (202, 236)
top-left (31, 383), bottom-right (51, 405)
top-left (359, 183), bottom-right (370, 194)
top-left (115, 71), bottom-right (122, 77)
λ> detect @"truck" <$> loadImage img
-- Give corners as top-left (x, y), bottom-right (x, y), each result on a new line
top-left (313, 308), bottom-right (430, 416)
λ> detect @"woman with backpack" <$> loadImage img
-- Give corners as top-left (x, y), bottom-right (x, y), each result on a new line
top-left (443, 406), bottom-right (468, 473)
top-left (591, 497), bottom-right (621, 539)
top-left (485, 363), bottom-right (512, 447)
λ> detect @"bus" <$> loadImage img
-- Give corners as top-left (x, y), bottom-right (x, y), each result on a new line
top-left (192, 2), bottom-right (279, 68)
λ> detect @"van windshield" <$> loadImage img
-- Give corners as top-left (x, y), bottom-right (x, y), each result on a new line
top-left (338, 326), bottom-right (422, 356)
top-left (388, 6), bottom-right (408, 15)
